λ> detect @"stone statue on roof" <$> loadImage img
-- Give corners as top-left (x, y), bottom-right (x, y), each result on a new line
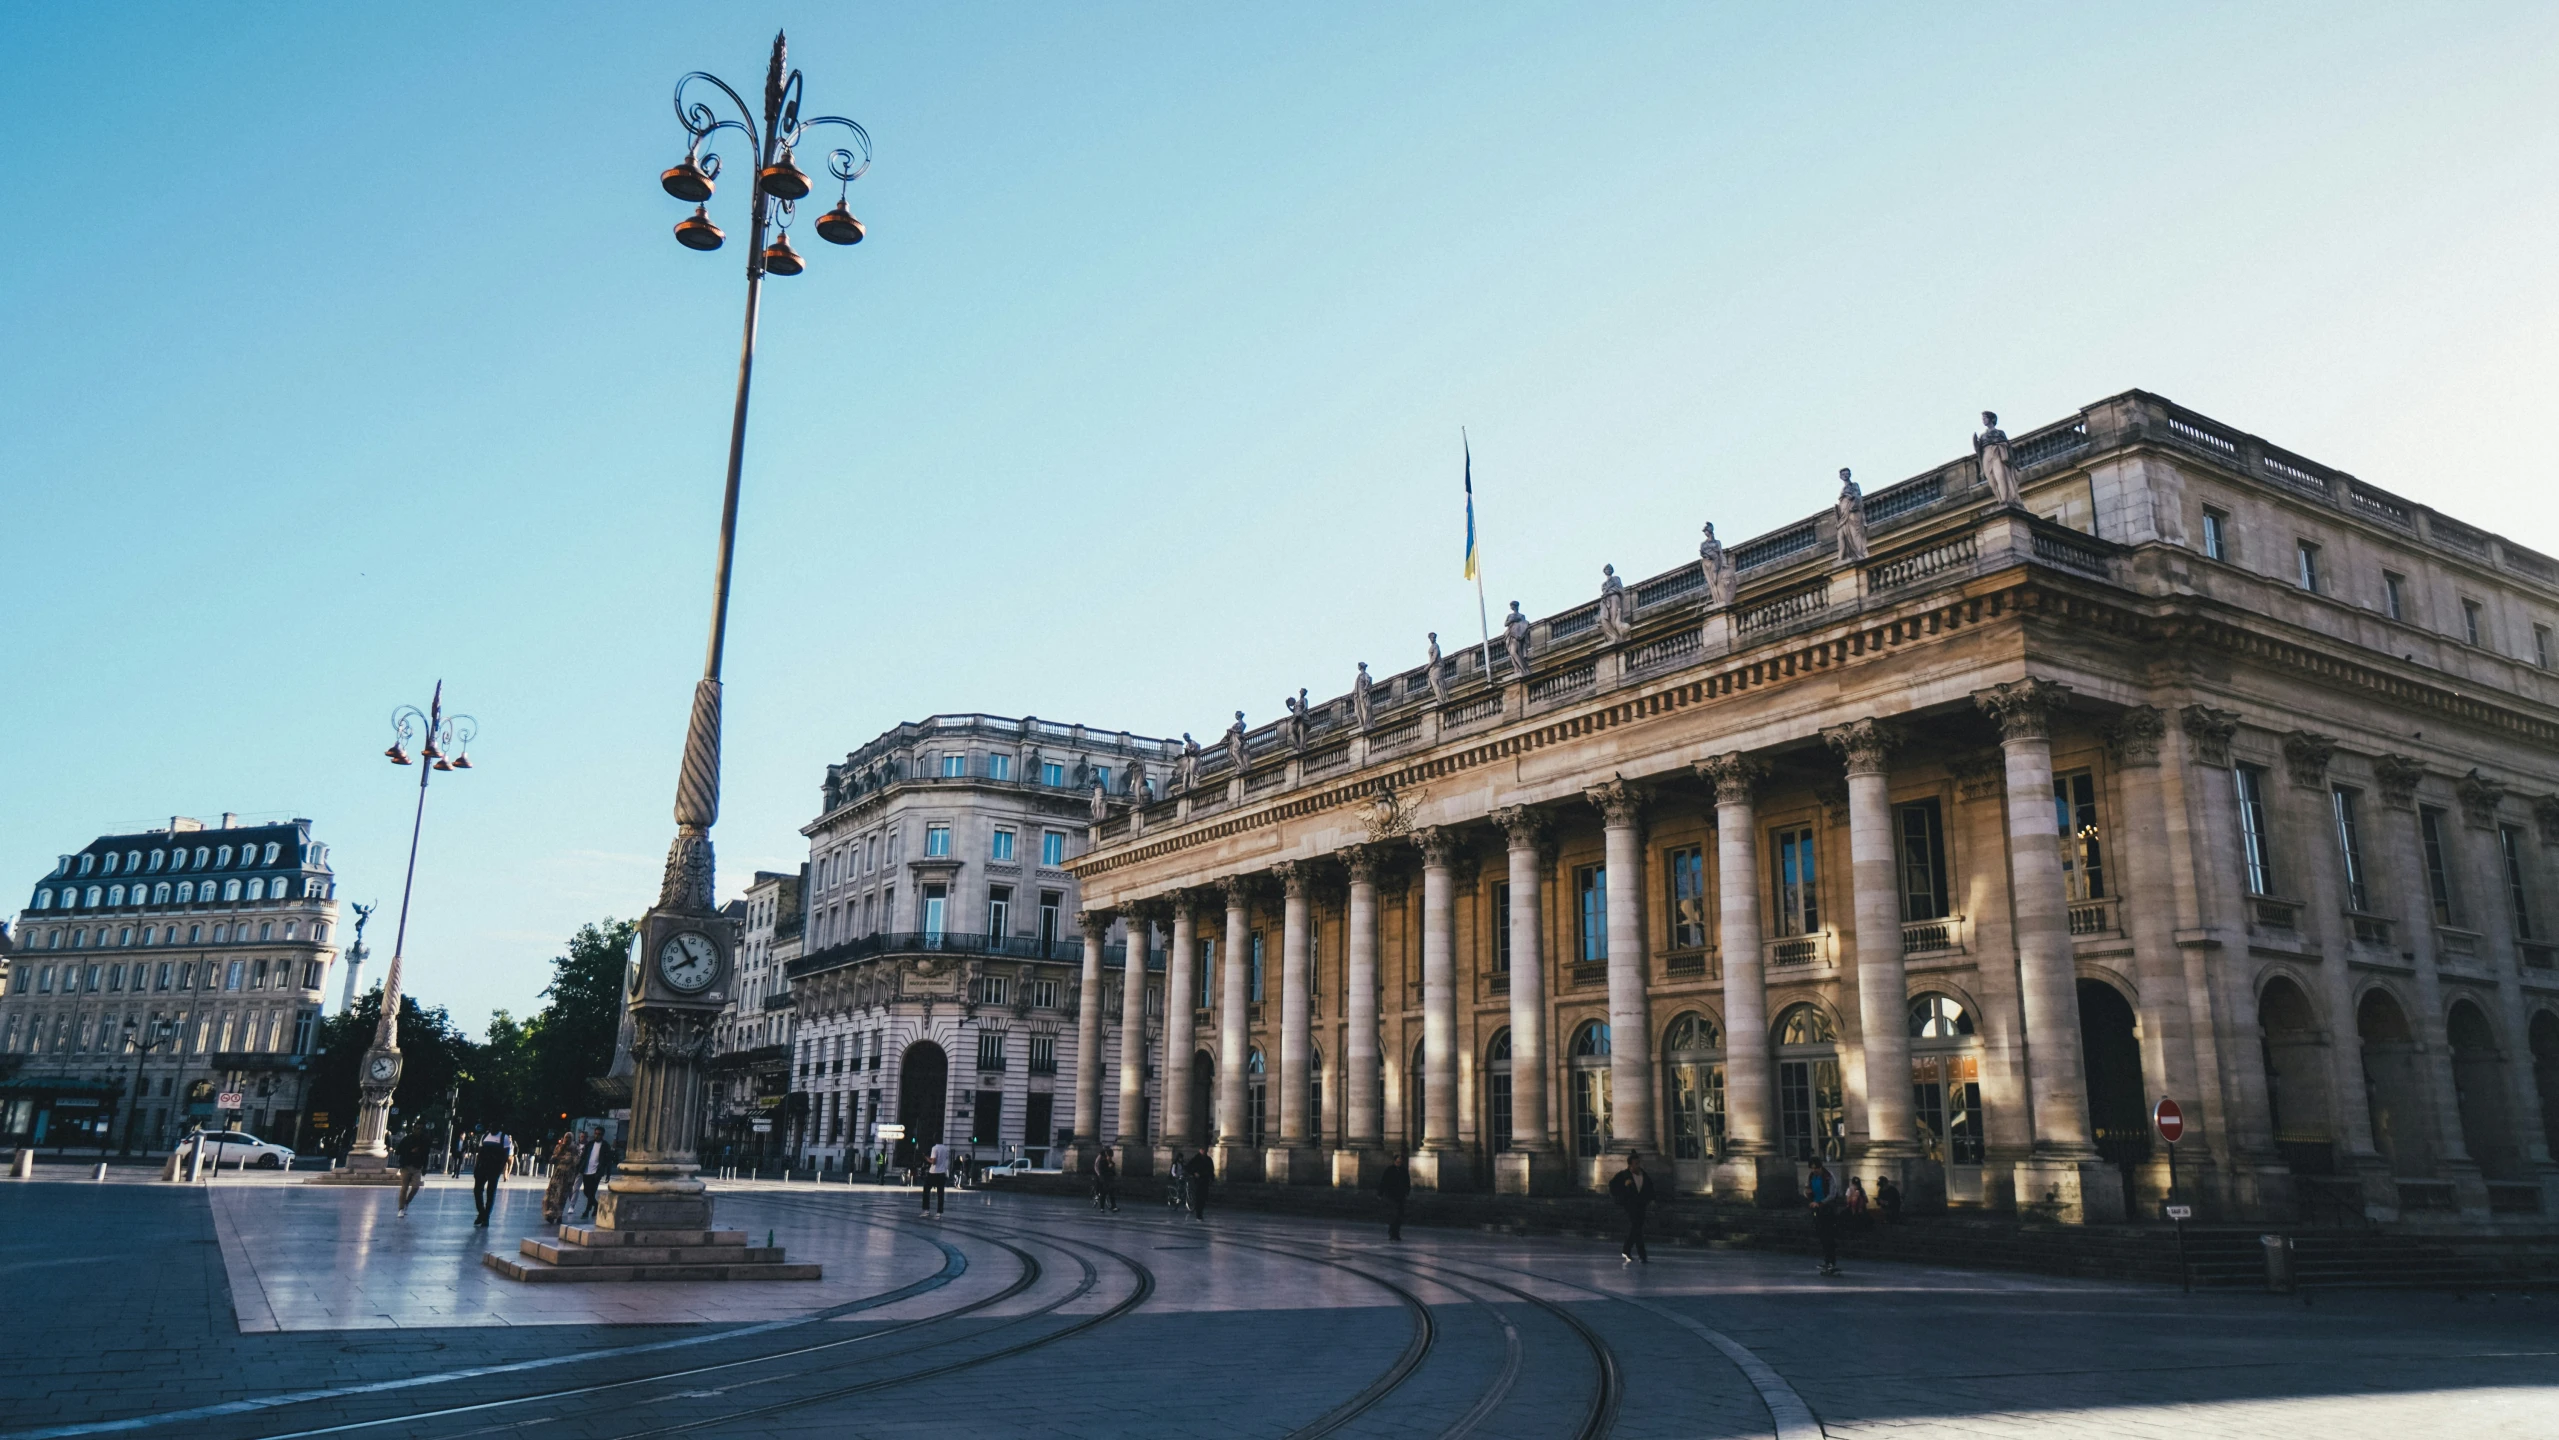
top-left (1598, 565), bottom-right (1630, 643)
top-left (1503, 601), bottom-right (1531, 680)
top-left (1975, 410), bottom-right (2022, 507)
top-left (1177, 733), bottom-right (1201, 791)
top-left (1835, 468), bottom-right (1869, 563)
top-left (1425, 633), bottom-right (1446, 703)
top-left (1223, 710), bottom-right (1247, 771)
top-left (1352, 663), bottom-right (1374, 730)
top-left (1700, 523), bottom-right (1736, 608)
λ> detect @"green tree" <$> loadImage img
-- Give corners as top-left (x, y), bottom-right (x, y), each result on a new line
top-left (529, 919), bottom-right (633, 1127)
top-left (307, 991), bottom-right (479, 1153)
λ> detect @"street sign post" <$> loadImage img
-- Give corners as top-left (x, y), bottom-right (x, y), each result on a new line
top-left (2154, 1097), bottom-right (2190, 1292)
top-left (216, 1092), bottom-right (244, 1112)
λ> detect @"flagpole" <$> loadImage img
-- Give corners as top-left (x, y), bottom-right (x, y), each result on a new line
top-left (1465, 428), bottom-right (1496, 681)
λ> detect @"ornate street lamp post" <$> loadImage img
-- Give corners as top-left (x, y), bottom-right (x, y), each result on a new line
top-left (119, 1015), bottom-right (179, 1156)
top-left (600, 31), bottom-right (869, 1236)
top-left (346, 683), bottom-right (476, 1174)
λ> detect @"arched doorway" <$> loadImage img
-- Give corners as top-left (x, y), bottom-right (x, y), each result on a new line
top-left (898, 1041), bottom-right (948, 1151)
top-left (1910, 993), bottom-right (1984, 1200)
top-left (2079, 978), bottom-right (2149, 1202)
top-left (1772, 1004), bottom-right (1840, 1162)
top-left (2258, 976), bottom-right (2334, 1174)
top-left (1662, 1012), bottom-right (1723, 1187)
top-left (2358, 990), bottom-right (2437, 1176)
top-left (1569, 1021), bottom-right (1612, 1158)
top-left (1190, 1049), bottom-right (1215, 1149)
top-left (1485, 1030), bottom-right (1513, 1154)
top-left (2448, 1002), bottom-right (2521, 1179)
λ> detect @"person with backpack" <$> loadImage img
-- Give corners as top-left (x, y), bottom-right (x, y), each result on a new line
top-left (1806, 1157), bottom-right (1844, 1276)
top-left (1092, 1148), bottom-right (1120, 1212)
top-left (1608, 1151), bottom-right (1658, 1265)
top-left (1379, 1151), bottom-right (1412, 1241)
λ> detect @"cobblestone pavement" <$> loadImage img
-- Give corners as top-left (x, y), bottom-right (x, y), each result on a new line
top-left (2, 1173), bottom-right (2552, 1439)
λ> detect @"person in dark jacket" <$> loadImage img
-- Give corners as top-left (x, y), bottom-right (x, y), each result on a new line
top-left (577, 1128), bottom-right (612, 1220)
top-left (1607, 1151), bottom-right (1657, 1264)
top-left (471, 1130), bottom-right (512, 1227)
top-left (1379, 1151), bottom-right (1412, 1240)
top-left (1805, 1158), bottom-right (1843, 1276)
top-left (395, 1128), bottom-right (432, 1216)
top-left (1874, 1173), bottom-right (1903, 1225)
top-left (1185, 1148), bottom-right (1214, 1221)
top-left (1093, 1149), bottom-right (1120, 1212)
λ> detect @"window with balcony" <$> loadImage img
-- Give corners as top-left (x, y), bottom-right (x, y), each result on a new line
top-left (2053, 771), bottom-right (2105, 901)
top-left (987, 885), bottom-right (1012, 938)
top-left (1042, 761), bottom-right (1065, 787)
top-left (940, 753), bottom-right (966, 778)
top-left (976, 1031), bottom-right (1007, 1070)
top-left (1772, 828), bottom-right (1818, 936)
top-left (1897, 799), bottom-right (1950, 921)
top-left (922, 884), bottom-right (948, 940)
top-left (1028, 1034), bottom-right (1057, 1075)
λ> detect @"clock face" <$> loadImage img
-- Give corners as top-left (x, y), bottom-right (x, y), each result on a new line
top-left (657, 931), bottom-right (720, 993)
top-left (367, 1055), bottom-right (399, 1082)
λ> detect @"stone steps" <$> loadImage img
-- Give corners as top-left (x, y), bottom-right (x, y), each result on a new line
top-left (482, 1222), bottom-right (821, 1284)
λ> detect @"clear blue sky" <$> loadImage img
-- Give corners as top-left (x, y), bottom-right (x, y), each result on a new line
top-left (6, 4), bottom-right (2556, 1033)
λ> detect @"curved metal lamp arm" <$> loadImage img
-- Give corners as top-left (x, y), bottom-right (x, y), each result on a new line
top-left (675, 70), bottom-right (762, 183)
top-left (793, 115), bottom-right (872, 183)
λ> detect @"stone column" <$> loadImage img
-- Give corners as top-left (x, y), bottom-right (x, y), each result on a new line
top-left (2368, 755), bottom-right (2474, 1217)
top-left (1334, 844), bottom-right (1386, 1187)
top-left (1699, 753), bottom-right (1790, 1204)
top-left (2451, 770), bottom-right (2549, 1212)
top-left (1587, 778), bottom-right (1655, 1160)
top-left (1065, 909), bottom-right (1110, 1176)
top-left (1824, 718), bottom-right (1929, 1204)
top-left (1116, 905), bottom-right (1155, 1177)
top-left (1491, 807), bottom-right (1566, 1193)
top-left (1268, 861), bottom-right (1320, 1183)
top-left (1410, 827), bottom-right (1473, 1189)
top-left (1156, 895), bottom-right (1198, 1170)
top-left (1215, 875), bottom-right (1260, 1181)
top-left (2105, 706), bottom-right (2213, 1214)
top-left (1975, 678), bottom-right (2121, 1223)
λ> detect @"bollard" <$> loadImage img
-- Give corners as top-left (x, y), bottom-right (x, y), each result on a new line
top-left (162, 1150), bottom-right (184, 1183)
top-left (9, 1148), bottom-right (32, 1179)
top-left (187, 1142), bottom-right (204, 1183)
top-left (94, 1162), bottom-right (109, 1182)
top-left (2261, 1233), bottom-right (2296, 1294)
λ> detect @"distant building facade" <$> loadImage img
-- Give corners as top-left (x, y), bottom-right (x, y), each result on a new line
top-left (707, 873), bottom-right (799, 1163)
top-left (776, 715), bottom-right (1178, 1169)
top-left (2, 815), bottom-right (340, 1151)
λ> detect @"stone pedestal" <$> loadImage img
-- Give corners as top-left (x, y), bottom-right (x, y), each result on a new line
top-left (341, 1152), bottom-right (392, 1173)
top-left (485, 1224), bottom-right (821, 1283)
top-left (1855, 1151), bottom-right (1945, 1214)
top-left (1114, 1141), bottom-right (1154, 1179)
top-left (1214, 1141), bottom-right (1263, 1185)
top-left (303, 1167), bottom-right (402, 1186)
top-left (1410, 1147), bottom-right (1474, 1192)
top-left (2445, 1160), bottom-right (2494, 1220)
top-left (1492, 1148), bottom-right (1572, 1196)
top-left (2014, 1156), bottom-right (2127, 1225)
top-left (9, 1148), bottom-right (32, 1179)
top-left (596, 1175), bottom-right (715, 1232)
top-left (1056, 1140), bottom-right (1101, 1180)
top-left (1263, 1145), bottom-right (1325, 1185)
top-left (1713, 1153), bottom-right (1799, 1207)
top-left (1331, 1147), bottom-right (1387, 1190)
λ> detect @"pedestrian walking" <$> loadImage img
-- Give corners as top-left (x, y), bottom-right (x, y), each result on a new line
top-left (541, 1132), bottom-right (581, 1224)
top-left (1875, 1173), bottom-right (1904, 1225)
top-left (922, 1138), bottom-right (951, 1215)
top-left (470, 1129), bottom-right (511, 1228)
top-left (1185, 1147), bottom-right (1214, 1221)
top-left (1806, 1158), bottom-right (1844, 1276)
top-left (395, 1126), bottom-right (431, 1216)
top-left (1093, 1149), bottom-right (1120, 1212)
top-left (578, 1128), bottom-right (612, 1220)
top-left (1379, 1150), bottom-right (1411, 1241)
top-left (1608, 1151), bottom-right (1657, 1264)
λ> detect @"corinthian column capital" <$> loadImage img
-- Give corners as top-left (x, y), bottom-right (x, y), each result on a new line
top-left (1411, 825), bottom-right (1465, 870)
top-left (2102, 705), bottom-right (2168, 767)
top-left (1216, 874), bottom-right (1255, 910)
top-left (1694, 753), bottom-right (1768, 807)
top-left (1338, 842), bottom-right (1382, 887)
top-left (1821, 717), bottom-right (1902, 777)
top-left (1075, 909), bottom-right (1113, 940)
top-left (1585, 775), bottom-right (1647, 830)
top-left (1973, 678), bottom-right (2072, 743)
top-left (1273, 859), bottom-right (1314, 898)
top-left (1489, 804), bottom-right (1547, 851)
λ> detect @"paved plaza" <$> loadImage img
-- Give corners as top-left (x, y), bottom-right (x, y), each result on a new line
top-left (0, 1172), bottom-right (2551, 1440)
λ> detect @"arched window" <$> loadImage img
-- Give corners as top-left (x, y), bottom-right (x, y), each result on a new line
top-left (150, 882), bottom-right (168, 904)
top-left (262, 842), bottom-right (280, 864)
top-left (175, 882), bottom-right (193, 903)
top-left (246, 879), bottom-right (265, 901)
top-left (1664, 1012), bottom-right (1725, 1161)
top-left (215, 846), bottom-right (232, 868)
top-left (1486, 1028), bottom-right (1513, 1153)
top-left (1775, 1004), bottom-right (1836, 1046)
top-left (1909, 993), bottom-right (1984, 1164)
top-left (192, 847), bottom-right (208, 868)
top-left (33, 889), bottom-right (50, 910)
top-left (222, 880), bottom-right (242, 901)
top-left (1908, 994), bottom-right (1974, 1039)
top-left (1773, 1004), bottom-right (1843, 1161)
top-left (1245, 1047), bottom-right (1268, 1147)
top-left (125, 850), bottom-right (141, 872)
top-left (149, 850), bottom-right (165, 872)
top-left (1569, 1020), bottom-right (1611, 1156)
top-left (102, 852), bottom-right (120, 875)
top-left (107, 884), bottom-right (125, 907)
top-left (85, 886), bottom-right (103, 907)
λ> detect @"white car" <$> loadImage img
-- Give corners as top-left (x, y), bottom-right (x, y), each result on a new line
top-left (186, 1130), bottom-right (296, 1170)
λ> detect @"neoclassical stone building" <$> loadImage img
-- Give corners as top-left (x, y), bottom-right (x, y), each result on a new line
top-left (1066, 390), bottom-right (2559, 1227)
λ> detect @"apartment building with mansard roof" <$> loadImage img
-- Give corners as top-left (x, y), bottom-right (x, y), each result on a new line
top-left (3, 814), bottom-right (340, 1153)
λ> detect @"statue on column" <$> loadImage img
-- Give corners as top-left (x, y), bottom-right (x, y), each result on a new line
top-left (1424, 633), bottom-right (1446, 703)
top-left (1177, 733), bottom-right (1200, 792)
top-left (1502, 601), bottom-right (1531, 680)
top-left (1834, 469), bottom-right (1869, 562)
top-left (1089, 782), bottom-right (1109, 820)
top-left (1124, 757), bottom-right (1147, 800)
top-left (1974, 410), bottom-right (2022, 507)
top-left (1597, 565), bottom-right (1630, 643)
top-left (1699, 523), bottom-right (1736, 608)
top-left (1223, 710), bottom-right (1247, 771)
top-left (1352, 663), bottom-right (1374, 730)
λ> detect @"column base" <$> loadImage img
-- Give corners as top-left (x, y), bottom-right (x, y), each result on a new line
top-left (342, 1151), bottom-right (392, 1173)
top-left (1331, 1147), bottom-right (1386, 1189)
top-left (1851, 1150), bottom-right (1946, 1214)
top-left (1409, 1148), bottom-right (1474, 1191)
top-left (598, 1173), bottom-right (714, 1232)
top-left (1263, 1145), bottom-right (1325, 1185)
top-left (1213, 1142), bottom-right (1264, 1185)
top-left (1114, 1142), bottom-right (1154, 1178)
top-left (2013, 1156), bottom-right (2126, 1225)
top-left (1712, 1153), bottom-right (1799, 1208)
top-left (1056, 1141), bottom-right (1102, 1177)
top-left (1153, 1145), bottom-right (1190, 1177)
top-left (1492, 1148), bottom-right (1572, 1196)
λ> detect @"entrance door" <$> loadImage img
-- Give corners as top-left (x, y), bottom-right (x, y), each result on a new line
top-left (1023, 1093), bottom-right (1054, 1162)
top-left (2079, 978), bottom-right (2148, 1213)
top-left (1190, 1051), bottom-right (1214, 1149)
top-left (974, 1089), bottom-right (1005, 1148)
top-left (899, 1041), bottom-right (949, 1149)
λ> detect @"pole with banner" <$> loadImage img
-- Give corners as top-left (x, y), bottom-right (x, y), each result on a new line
top-left (2154, 1097), bottom-right (2189, 1292)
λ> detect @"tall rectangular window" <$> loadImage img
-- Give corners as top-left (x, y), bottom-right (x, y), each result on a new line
top-left (924, 824), bottom-right (952, 858)
top-left (987, 885), bottom-right (1012, 938)
top-left (1041, 761), bottom-right (1065, 787)
top-left (1493, 882), bottom-right (1512, 974)
top-left (1897, 799), bottom-right (1950, 921)
top-left (1773, 828), bottom-right (1819, 936)
top-left (2537, 624), bottom-right (2554, 670)
top-left (940, 753), bottom-right (966, 778)
top-left (1093, 766), bottom-right (1112, 792)
top-left (2054, 771), bottom-right (2105, 901)
top-left (2296, 540), bottom-right (2322, 593)
top-left (2462, 599), bottom-right (2484, 647)
top-left (2332, 787), bottom-right (2371, 913)
top-left (2419, 806), bottom-right (2458, 925)
top-left (987, 753), bottom-right (1013, 781)
top-left (2235, 766), bottom-right (2276, 897)
top-left (2383, 571), bottom-right (2408, 620)
top-left (2501, 825), bottom-right (2536, 941)
top-left (990, 827), bottom-right (1016, 862)
top-left (1039, 890), bottom-right (1062, 953)
top-left (1576, 865), bottom-right (1608, 960)
top-left (922, 884), bottom-right (948, 940)
top-left (2201, 507), bottom-right (2229, 561)
top-left (1041, 831), bottom-right (1066, 866)
top-left (976, 1032), bottom-right (1006, 1070)
top-left (1248, 933), bottom-right (1264, 1002)
top-left (1667, 846), bottom-right (1708, 949)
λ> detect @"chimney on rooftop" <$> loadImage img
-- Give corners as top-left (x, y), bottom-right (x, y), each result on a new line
top-left (220, 813), bottom-right (238, 829)
top-left (169, 816), bottom-right (204, 833)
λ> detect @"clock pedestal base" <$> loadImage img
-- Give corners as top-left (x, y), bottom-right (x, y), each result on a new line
top-left (487, 1171), bottom-right (822, 1282)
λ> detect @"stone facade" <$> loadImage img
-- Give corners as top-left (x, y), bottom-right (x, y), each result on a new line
top-left (776, 715), bottom-right (1178, 1171)
top-left (1067, 390), bottom-right (2559, 1227)
top-left (3, 815), bottom-right (340, 1152)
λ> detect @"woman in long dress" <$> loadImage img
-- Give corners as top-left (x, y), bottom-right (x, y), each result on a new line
top-left (541, 1131), bottom-right (581, 1224)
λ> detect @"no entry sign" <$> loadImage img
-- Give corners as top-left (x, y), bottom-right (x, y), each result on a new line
top-left (2153, 1097), bottom-right (2186, 1145)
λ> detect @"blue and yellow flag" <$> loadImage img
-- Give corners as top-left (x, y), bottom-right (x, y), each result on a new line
top-left (1462, 433), bottom-right (1478, 581)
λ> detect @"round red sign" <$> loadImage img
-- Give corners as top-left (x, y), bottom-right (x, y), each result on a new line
top-left (2152, 1097), bottom-right (2186, 1144)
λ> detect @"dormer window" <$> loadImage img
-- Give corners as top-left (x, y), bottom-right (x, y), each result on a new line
top-left (215, 845), bottom-right (233, 867)
top-left (102, 852), bottom-right (119, 875)
top-left (148, 850), bottom-right (165, 872)
top-left (262, 842), bottom-right (280, 864)
top-left (79, 853), bottom-right (95, 874)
